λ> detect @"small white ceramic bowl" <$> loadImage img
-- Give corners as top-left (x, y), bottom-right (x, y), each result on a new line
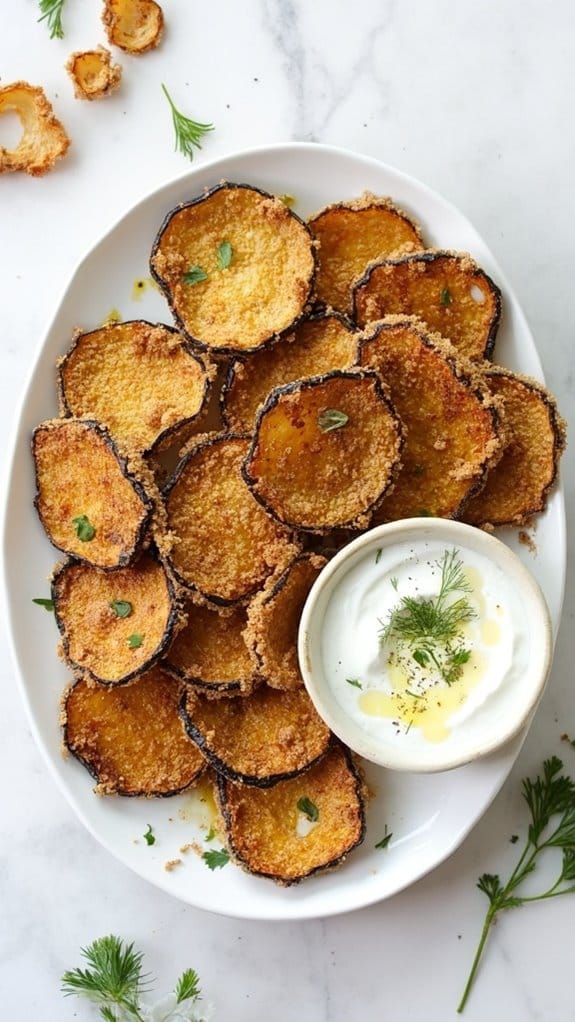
top-left (298, 518), bottom-right (552, 772)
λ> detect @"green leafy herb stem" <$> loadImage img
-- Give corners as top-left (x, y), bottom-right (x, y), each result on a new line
top-left (458, 757), bottom-right (575, 1012)
top-left (38, 0), bottom-right (66, 39)
top-left (162, 83), bottom-right (214, 162)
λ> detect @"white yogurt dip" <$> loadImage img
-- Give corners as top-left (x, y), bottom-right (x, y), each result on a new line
top-left (299, 520), bottom-right (552, 772)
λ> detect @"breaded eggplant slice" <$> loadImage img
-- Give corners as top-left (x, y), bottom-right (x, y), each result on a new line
top-left (216, 744), bottom-right (365, 884)
top-left (244, 553), bottom-right (327, 691)
top-left (58, 321), bottom-right (210, 455)
top-left (222, 312), bottom-right (357, 432)
top-left (309, 193), bottom-right (424, 315)
top-left (63, 668), bottom-right (205, 796)
top-left (102, 0), bottom-right (164, 54)
top-left (358, 318), bottom-right (502, 521)
top-left (163, 600), bottom-right (258, 697)
top-left (150, 183), bottom-right (316, 356)
top-left (66, 47), bottom-right (122, 101)
top-left (242, 370), bottom-right (403, 532)
top-left (164, 434), bottom-right (298, 605)
top-left (52, 551), bottom-right (180, 686)
top-left (0, 82), bottom-right (70, 176)
top-left (463, 366), bottom-right (566, 527)
top-left (353, 250), bottom-right (502, 361)
top-left (179, 685), bottom-right (332, 787)
top-left (33, 419), bottom-right (153, 568)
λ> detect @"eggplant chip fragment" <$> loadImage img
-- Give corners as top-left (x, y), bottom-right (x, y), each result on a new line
top-left (358, 318), bottom-right (502, 522)
top-left (102, 0), bottom-right (164, 54)
top-left (463, 366), bottom-right (566, 528)
top-left (58, 320), bottom-right (210, 454)
top-left (164, 434), bottom-right (298, 605)
top-left (0, 82), bottom-right (70, 177)
top-left (63, 668), bottom-right (205, 796)
top-left (163, 600), bottom-right (258, 698)
top-left (150, 183), bottom-right (316, 356)
top-left (353, 250), bottom-right (502, 361)
top-left (66, 47), bottom-right (122, 101)
top-left (179, 685), bottom-right (332, 787)
top-left (309, 193), bottom-right (424, 315)
top-left (216, 744), bottom-right (366, 885)
top-left (222, 313), bottom-right (357, 433)
top-left (52, 551), bottom-right (180, 686)
top-left (245, 553), bottom-right (327, 691)
top-left (243, 370), bottom-right (404, 532)
top-left (33, 418), bottom-right (153, 568)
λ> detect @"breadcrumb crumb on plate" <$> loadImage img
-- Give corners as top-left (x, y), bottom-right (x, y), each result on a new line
top-left (0, 82), bottom-right (70, 176)
top-left (66, 47), bottom-right (122, 101)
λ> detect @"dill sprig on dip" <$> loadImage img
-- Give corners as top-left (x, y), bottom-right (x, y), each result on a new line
top-left (379, 548), bottom-right (476, 687)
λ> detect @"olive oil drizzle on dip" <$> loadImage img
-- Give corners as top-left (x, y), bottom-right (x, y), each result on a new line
top-left (321, 542), bottom-right (524, 746)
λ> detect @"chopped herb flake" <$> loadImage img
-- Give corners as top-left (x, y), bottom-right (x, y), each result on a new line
top-left (375, 548), bottom-right (383, 564)
top-left (33, 597), bottom-right (54, 611)
top-left (72, 515), bottom-right (95, 542)
top-left (217, 240), bottom-right (233, 270)
top-left (346, 677), bottom-right (362, 689)
top-left (127, 633), bottom-right (144, 649)
top-left (143, 824), bottom-right (155, 846)
top-left (109, 600), bottom-right (132, 619)
top-left (183, 265), bottom-right (208, 285)
top-left (297, 796), bottom-right (319, 822)
top-left (205, 826), bottom-right (216, 842)
top-left (375, 828), bottom-right (393, 850)
top-left (318, 408), bottom-right (349, 433)
top-left (202, 848), bottom-right (230, 870)
top-left (440, 287), bottom-right (452, 306)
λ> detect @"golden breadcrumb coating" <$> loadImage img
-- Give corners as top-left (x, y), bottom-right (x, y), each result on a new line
top-left (309, 192), bottom-right (424, 314)
top-left (354, 250), bottom-right (501, 361)
top-left (223, 313), bottom-right (357, 432)
top-left (0, 82), bottom-right (70, 176)
top-left (243, 370), bottom-right (404, 531)
top-left (217, 744), bottom-right (365, 884)
top-left (63, 668), bottom-right (205, 796)
top-left (66, 47), bottom-right (122, 101)
top-left (463, 366), bottom-right (566, 527)
top-left (151, 184), bottom-right (316, 354)
top-left (163, 599), bottom-right (258, 697)
top-left (358, 317), bottom-right (503, 522)
top-left (180, 685), bottom-right (331, 785)
top-left (244, 553), bottom-right (327, 691)
top-left (102, 0), bottom-right (164, 54)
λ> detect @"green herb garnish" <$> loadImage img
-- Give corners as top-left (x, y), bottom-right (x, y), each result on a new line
top-left (33, 597), bottom-right (54, 611)
top-left (375, 548), bottom-right (383, 564)
top-left (318, 408), bottom-right (349, 434)
top-left (205, 826), bottom-right (216, 842)
top-left (458, 757), bottom-right (575, 1012)
top-left (183, 265), bottom-right (208, 285)
top-left (127, 633), bottom-right (144, 649)
top-left (279, 194), bottom-right (296, 207)
top-left (143, 824), bottom-right (155, 846)
top-left (217, 240), bottom-right (233, 270)
top-left (161, 83), bottom-right (214, 162)
top-left (37, 0), bottom-right (66, 39)
top-left (380, 548), bottom-right (476, 687)
top-left (440, 287), bottom-right (452, 306)
top-left (202, 848), bottom-right (230, 870)
top-left (375, 826), bottom-right (393, 850)
top-left (110, 600), bottom-right (132, 619)
top-left (72, 515), bottom-right (95, 542)
top-left (61, 935), bottom-right (202, 1018)
top-left (297, 797), bottom-right (319, 822)
top-left (346, 677), bottom-right (362, 690)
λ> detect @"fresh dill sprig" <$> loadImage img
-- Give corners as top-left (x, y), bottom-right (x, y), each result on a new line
top-left (379, 548), bottom-right (476, 686)
top-left (458, 757), bottom-right (575, 1012)
top-left (62, 935), bottom-right (205, 1020)
top-left (161, 84), bottom-right (214, 162)
top-left (37, 0), bottom-right (66, 39)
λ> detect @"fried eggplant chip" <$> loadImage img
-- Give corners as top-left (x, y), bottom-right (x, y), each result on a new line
top-left (150, 183), bottom-right (317, 356)
top-left (243, 370), bottom-right (403, 532)
top-left (58, 320), bottom-right (210, 454)
top-left (463, 366), bottom-right (566, 527)
top-left (163, 600), bottom-right (258, 698)
top-left (309, 193), bottom-right (424, 315)
top-left (33, 419), bottom-right (154, 568)
top-left (0, 82), bottom-right (70, 176)
top-left (353, 250), bottom-right (502, 361)
top-left (244, 553), bottom-right (327, 691)
top-left (164, 434), bottom-right (298, 605)
top-left (53, 552), bottom-right (180, 686)
top-left (216, 744), bottom-right (365, 884)
top-left (102, 0), bottom-right (164, 54)
top-left (66, 47), bottom-right (122, 101)
top-left (63, 668), bottom-right (205, 796)
top-left (222, 313), bottom-right (357, 432)
top-left (179, 685), bottom-right (332, 787)
top-left (358, 318), bottom-right (502, 522)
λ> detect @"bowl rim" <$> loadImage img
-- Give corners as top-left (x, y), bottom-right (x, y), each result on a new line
top-left (298, 517), bottom-right (553, 773)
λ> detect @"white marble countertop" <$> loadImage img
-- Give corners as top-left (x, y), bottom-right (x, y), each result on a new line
top-left (1, 2), bottom-right (574, 1018)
